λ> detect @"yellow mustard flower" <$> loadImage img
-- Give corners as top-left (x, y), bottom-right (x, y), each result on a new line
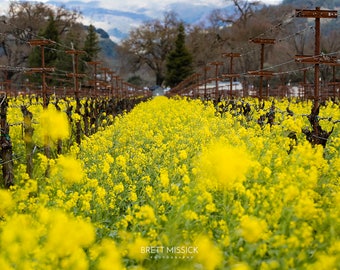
top-left (309, 253), bottom-right (337, 270)
top-left (38, 106), bottom-right (70, 142)
top-left (294, 194), bottom-right (319, 220)
top-left (239, 215), bottom-right (268, 243)
top-left (231, 262), bottom-right (251, 270)
top-left (113, 182), bottom-right (124, 194)
top-left (126, 236), bottom-right (149, 262)
top-left (159, 168), bottom-right (170, 187)
top-left (53, 155), bottom-right (84, 184)
top-left (90, 239), bottom-right (124, 270)
top-left (0, 190), bottom-right (14, 217)
top-left (194, 235), bottom-right (223, 270)
top-left (135, 205), bottom-right (156, 226)
top-left (183, 210), bottom-right (199, 221)
top-left (196, 140), bottom-right (252, 190)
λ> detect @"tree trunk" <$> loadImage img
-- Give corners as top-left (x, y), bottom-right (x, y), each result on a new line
top-left (1, 95), bottom-right (14, 188)
top-left (21, 105), bottom-right (34, 178)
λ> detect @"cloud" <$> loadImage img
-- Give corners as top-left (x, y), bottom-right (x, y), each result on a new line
top-left (0, 0), bottom-right (283, 42)
top-left (0, 0), bottom-right (282, 15)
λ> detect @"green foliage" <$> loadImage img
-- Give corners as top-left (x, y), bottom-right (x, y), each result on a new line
top-left (43, 16), bottom-right (59, 63)
top-left (165, 23), bottom-right (194, 88)
top-left (27, 15), bottom-right (60, 86)
top-left (56, 30), bottom-right (85, 85)
top-left (2, 95), bottom-right (340, 269)
top-left (127, 75), bottom-right (146, 87)
top-left (83, 24), bottom-right (101, 62)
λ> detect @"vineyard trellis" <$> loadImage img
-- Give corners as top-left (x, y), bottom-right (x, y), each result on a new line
top-left (0, 6), bottom-right (339, 188)
top-left (0, 94), bottom-right (14, 188)
top-left (0, 31), bottom-right (152, 187)
top-left (167, 7), bottom-right (339, 156)
top-left (0, 5), bottom-right (340, 269)
top-left (0, 93), bottom-right (151, 187)
top-left (1, 7), bottom-right (339, 101)
top-left (168, 7), bottom-right (339, 101)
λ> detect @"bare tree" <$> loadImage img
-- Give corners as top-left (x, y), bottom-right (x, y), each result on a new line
top-left (320, 30), bottom-right (340, 83)
top-left (0, 2), bottom-right (82, 84)
top-left (209, 0), bottom-right (261, 28)
top-left (7, 2), bottom-right (81, 37)
top-left (119, 12), bottom-right (180, 86)
top-left (186, 25), bottom-right (225, 69)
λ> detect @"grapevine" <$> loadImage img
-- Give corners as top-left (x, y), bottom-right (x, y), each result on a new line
top-left (0, 95), bottom-right (338, 269)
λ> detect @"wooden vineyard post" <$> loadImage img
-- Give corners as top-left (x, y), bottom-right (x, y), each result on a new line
top-left (202, 66), bottom-right (211, 98)
top-left (329, 63), bottom-right (340, 98)
top-left (295, 7), bottom-right (338, 146)
top-left (66, 49), bottom-right (85, 99)
top-left (116, 77), bottom-right (122, 100)
top-left (193, 73), bottom-right (201, 98)
top-left (108, 70), bottom-right (116, 98)
top-left (301, 68), bottom-right (309, 99)
top-left (295, 56), bottom-right (339, 99)
top-left (66, 49), bottom-right (85, 145)
top-left (87, 61), bottom-right (101, 97)
top-left (0, 71), bottom-right (11, 96)
top-left (100, 67), bottom-right (110, 97)
top-left (107, 74), bottom-right (119, 98)
top-left (295, 7), bottom-right (338, 109)
top-left (249, 38), bottom-right (275, 100)
top-left (27, 40), bottom-right (55, 108)
top-left (222, 52), bottom-right (241, 97)
top-left (247, 71), bottom-right (274, 99)
top-left (209, 61), bottom-right (224, 100)
top-left (0, 95), bottom-right (14, 188)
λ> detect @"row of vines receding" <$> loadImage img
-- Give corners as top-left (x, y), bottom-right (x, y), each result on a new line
top-left (0, 93), bottom-right (150, 188)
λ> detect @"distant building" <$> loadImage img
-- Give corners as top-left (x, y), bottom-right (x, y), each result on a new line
top-left (150, 85), bottom-right (164, 96)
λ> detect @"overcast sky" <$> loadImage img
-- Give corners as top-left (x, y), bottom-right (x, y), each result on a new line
top-left (66, 0), bottom-right (282, 10)
top-left (0, 0), bottom-right (283, 42)
top-left (0, 0), bottom-right (283, 15)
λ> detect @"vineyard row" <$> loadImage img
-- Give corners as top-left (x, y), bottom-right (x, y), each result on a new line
top-left (0, 93), bottom-right (150, 188)
top-left (0, 91), bottom-right (339, 189)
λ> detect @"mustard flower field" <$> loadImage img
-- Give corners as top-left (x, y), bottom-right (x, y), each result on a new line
top-left (1, 95), bottom-right (340, 269)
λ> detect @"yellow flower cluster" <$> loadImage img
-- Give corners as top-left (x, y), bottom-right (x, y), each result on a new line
top-left (240, 215), bottom-right (268, 243)
top-left (51, 155), bottom-right (85, 184)
top-left (196, 140), bottom-right (252, 190)
top-left (37, 105), bottom-right (70, 142)
top-left (1, 95), bottom-right (339, 269)
top-left (0, 205), bottom-right (123, 269)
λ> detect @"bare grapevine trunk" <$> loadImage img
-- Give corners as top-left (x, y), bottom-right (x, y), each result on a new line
top-left (54, 100), bottom-right (63, 154)
top-left (83, 99), bottom-right (90, 137)
top-left (0, 95), bottom-right (14, 188)
top-left (21, 105), bottom-right (34, 177)
top-left (303, 102), bottom-right (333, 147)
top-left (75, 97), bottom-right (82, 144)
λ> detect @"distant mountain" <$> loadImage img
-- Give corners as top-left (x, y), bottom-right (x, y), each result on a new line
top-left (92, 27), bottom-right (119, 67)
top-left (46, 1), bottom-right (227, 43)
top-left (81, 24), bottom-right (119, 67)
top-left (166, 2), bottom-right (219, 24)
top-left (47, 0), bottom-right (151, 42)
top-left (282, 0), bottom-right (340, 8)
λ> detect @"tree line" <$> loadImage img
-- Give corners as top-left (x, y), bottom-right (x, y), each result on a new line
top-left (1, 0), bottom-right (339, 91)
top-left (0, 2), bottom-right (101, 90)
top-left (118, 0), bottom-right (340, 88)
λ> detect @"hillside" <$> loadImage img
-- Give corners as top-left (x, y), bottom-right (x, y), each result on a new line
top-left (282, 0), bottom-right (340, 8)
top-left (281, 0), bottom-right (340, 35)
top-left (46, 0), bottom-right (229, 43)
top-left (95, 27), bottom-right (119, 67)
